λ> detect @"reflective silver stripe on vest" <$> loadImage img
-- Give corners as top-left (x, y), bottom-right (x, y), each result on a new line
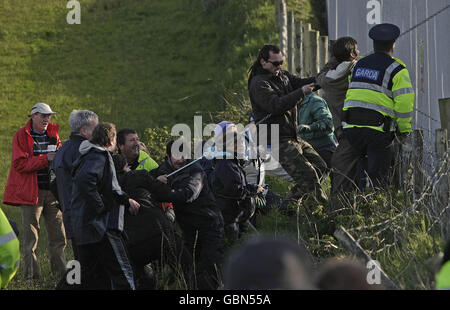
top-left (382, 62), bottom-right (401, 90)
top-left (349, 81), bottom-right (393, 98)
top-left (341, 121), bottom-right (394, 131)
top-left (393, 87), bottom-right (414, 97)
top-left (0, 260), bottom-right (20, 270)
top-left (139, 158), bottom-right (147, 167)
top-left (396, 111), bottom-right (414, 118)
top-left (342, 121), bottom-right (385, 129)
top-left (0, 231), bottom-right (17, 246)
top-left (344, 100), bottom-right (396, 117)
top-left (344, 101), bottom-right (413, 119)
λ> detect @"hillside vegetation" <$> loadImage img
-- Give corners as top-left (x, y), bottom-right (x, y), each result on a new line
top-left (1, 0), bottom-right (444, 290)
top-left (0, 0), bottom-right (282, 289)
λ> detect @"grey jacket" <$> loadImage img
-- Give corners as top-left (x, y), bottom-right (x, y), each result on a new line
top-left (316, 57), bottom-right (356, 138)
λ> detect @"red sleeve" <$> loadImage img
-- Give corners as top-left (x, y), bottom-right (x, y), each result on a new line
top-left (12, 130), bottom-right (48, 173)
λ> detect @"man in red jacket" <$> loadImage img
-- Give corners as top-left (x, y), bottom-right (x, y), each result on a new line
top-left (3, 103), bottom-right (67, 283)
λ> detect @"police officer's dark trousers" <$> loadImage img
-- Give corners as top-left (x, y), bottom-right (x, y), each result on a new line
top-left (331, 127), bottom-right (394, 209)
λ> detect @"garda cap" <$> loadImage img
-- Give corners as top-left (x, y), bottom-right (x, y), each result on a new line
top-left (369, 23), bottom-right (400, 42)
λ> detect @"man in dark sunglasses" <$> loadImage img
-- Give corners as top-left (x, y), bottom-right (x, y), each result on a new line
top-left (264, 58), bottom-right (284, 75)
top-left (247, 44), bottom-right (328, 210)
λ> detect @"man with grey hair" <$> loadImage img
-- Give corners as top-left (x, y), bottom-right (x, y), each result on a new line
top-left (52, 110), bottom-right (98, 263)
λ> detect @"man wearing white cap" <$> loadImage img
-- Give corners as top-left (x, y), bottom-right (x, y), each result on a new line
top-left (3, 103), bottom-right (67, 283)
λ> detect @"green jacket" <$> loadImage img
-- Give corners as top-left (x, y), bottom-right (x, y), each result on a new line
top-left (0, 209), bottom-right (20, 289)
top-left (135, 150), bottom-right (158, 172)
top-left (298, 93), bottom-right (338, 151)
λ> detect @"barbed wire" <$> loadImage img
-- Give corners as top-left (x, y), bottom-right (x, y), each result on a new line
top-left (413, 108), bottom-right (441, 124)
top-left (398, 3), bottom-right (450, 40)
top-left (363, 3), bottom-right (450, 62)
top-left (347, 150), bottom-right (449, 237)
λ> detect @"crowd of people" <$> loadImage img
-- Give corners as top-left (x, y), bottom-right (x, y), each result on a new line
top-left (1, 22), bottom-right (448, 290)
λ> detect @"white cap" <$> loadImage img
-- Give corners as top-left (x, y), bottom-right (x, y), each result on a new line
top-left (30, 103), bottom-right (56, 115)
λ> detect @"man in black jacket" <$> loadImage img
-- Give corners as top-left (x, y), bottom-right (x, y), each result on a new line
top-left (212, 122), bottom-right (264, 247)
top-left (248, 44), bottom-right (328, 207)
top-left (71, 123), bottom-right (140, 290)
top-left (112, 154), bottom-right (191, 289)
top-left (152, 139), bottom-right (224, 290)
top-left (52, 110), bottom-right (98, 261)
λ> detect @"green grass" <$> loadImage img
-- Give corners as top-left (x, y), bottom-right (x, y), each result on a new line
top-left (254, 184), bottom-right (444, 289)
top-left (0, 0), bottom-right (280, 290)
top-left (1, 0), bottom-right (443, 291)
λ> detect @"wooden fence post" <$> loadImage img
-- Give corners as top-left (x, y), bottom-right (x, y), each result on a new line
top-left (400, 134), bottom-right (414, 202)
top-left (304, 25), bottom-right (319, 76)
top-left (276, 0), bottom-right (287, 57)
top-left (413, 129), bottom-right (424, 196)
top-left (435, 129), bottom-right (450, 241)
top-left (310, 30), bottom-right (319, 75)
top-left (438, 98), bottom-right (450, 132)
top-left (287, 11), bottom-right (295, 73)
top-left (390, 139), bottom-right (403, 189)
top-left (294, 19), bottom-right (303, 75)
top-left (319, 35), bottom-right (328, 71)
top-left (301, 23), bottom-right (311, 76)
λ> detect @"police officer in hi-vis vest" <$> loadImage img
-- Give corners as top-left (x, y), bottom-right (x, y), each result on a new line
top-left (331, 23), bottom-right (415, 208)
top-left (0, 209), bottom-right (20, 289)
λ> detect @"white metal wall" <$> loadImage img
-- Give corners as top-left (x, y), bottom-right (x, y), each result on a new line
top-left (326, 0), bottom-right (450, 166)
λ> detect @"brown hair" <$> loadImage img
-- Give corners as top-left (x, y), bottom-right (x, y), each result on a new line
top-left (90, 122), bottom-right (116, 148)
top-left (332, 36), bottom-right (358, 62)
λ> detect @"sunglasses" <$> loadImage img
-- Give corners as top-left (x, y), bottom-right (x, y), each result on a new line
top-left (267, 60), bottom-right (283, 67)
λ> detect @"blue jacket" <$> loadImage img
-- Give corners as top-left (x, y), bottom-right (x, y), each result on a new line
top-left (71, 141), bottom-right (129, 245)
top-left (51, 134), bottom-right (86, 239)
top-left (298, 93), bottom-right (338, 151)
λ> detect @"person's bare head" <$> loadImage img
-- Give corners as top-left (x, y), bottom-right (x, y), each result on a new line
top-left (112, 154), bottom-right (130, 175)
top-left (166, 138), bottom-right (189, 170)
top-left (69, 110), bottom-right (99, 140)
top-left (316, 258), bottom-right (384, 290)
top-left (373, 40), bottom-right (395, 56)
top-left (117, 128), bottom-right (140, 163)
top-left (224, 236), bottom-right (315, 290)
top-left (90, 122), bottom-right (117, 151)
top-left (258, 45), bottom-right (284, 76)
top-left (332, 36), bottom-right (359, 62)
top-left (248, 44), bottom-right (283, 87)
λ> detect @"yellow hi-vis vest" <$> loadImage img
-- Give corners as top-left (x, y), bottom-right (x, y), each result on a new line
top-left (135, 150), bottom-right (159, 172)
top-left (436, 261), bottom-right (450, 290)
top-left (0, 209), bottom-right (20, 289)
top-left (343, 54), bottom-right (415, 133)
